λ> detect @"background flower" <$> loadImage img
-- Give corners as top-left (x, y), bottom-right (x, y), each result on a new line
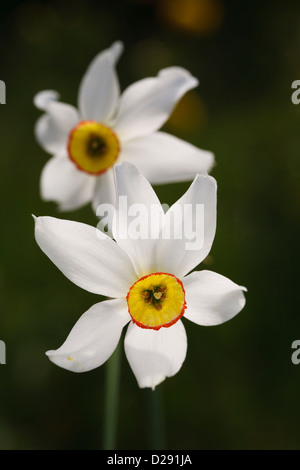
top-left (34, 41), bottom-right (214, 211)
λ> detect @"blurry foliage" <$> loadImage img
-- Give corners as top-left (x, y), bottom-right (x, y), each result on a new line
top-left (0, 0), bottom-right (299, 449)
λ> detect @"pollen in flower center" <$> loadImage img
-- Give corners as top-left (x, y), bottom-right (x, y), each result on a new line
top-left (127, 273), bottom-right (186, 330)
top-left (67, 120), bottom-right (120, 175)
top-left (141, 285), bottom-right (167, 311)
top-left (87, 134), bottom-right (107, 156)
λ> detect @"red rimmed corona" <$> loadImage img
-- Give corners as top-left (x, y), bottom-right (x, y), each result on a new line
top-left (127, 272), bottom-right (186, 330)
top-left (34, 41), bottom-right (215, 212)
top-left (67, 120), bottom-right (120, 175)
top-left (34, 163), bottom-right (247, 388)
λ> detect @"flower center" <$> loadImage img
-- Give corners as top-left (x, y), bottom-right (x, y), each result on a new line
top-left (67, 120), bottom-right (120, 175)
top-left (126, 272), bottom-right (186, 330)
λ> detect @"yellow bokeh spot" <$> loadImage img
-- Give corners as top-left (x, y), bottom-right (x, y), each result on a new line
top-left (159, 0), bottom-right (223, 35)
top-left (127, 273), bottom-right (186, 330)
top-left (68, 121), bottom-right (120, 175)
top-left (167, 91), bottom-right (207, 134)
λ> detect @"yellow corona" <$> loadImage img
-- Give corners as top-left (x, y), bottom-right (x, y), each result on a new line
top-left (67, 120), bottom-right (120, 174)
top-left (127, 272), bottom-right (186, 330)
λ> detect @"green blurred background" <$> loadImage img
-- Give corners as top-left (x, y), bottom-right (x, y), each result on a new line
top-left (0, 0), bottom-right (299, 450)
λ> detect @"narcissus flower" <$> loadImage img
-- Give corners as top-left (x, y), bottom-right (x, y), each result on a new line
top-left (34, 163), bottom-right (246, 389)
top-left (34, 41), bottom-right (214, 212)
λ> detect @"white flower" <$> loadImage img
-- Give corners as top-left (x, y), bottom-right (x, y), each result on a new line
top-left (34, 41), bottom-right (214, 212)
top-left (34, 163), bottom-right (246, 389)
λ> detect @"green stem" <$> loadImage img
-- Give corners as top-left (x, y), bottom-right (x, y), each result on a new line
top-left (147, 387), bottom-right (166, 449)
top-left (103, 342), bottom-right (121, 450)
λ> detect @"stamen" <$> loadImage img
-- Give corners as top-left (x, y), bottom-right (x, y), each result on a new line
top-left (87, 134), bottom-right (107, 156)
top-left (141, 291), bottom-right (150, 299)
top-left (141, 284), bottom-right (168, 309)
top-left (157, 287), bottom-right (167, 293)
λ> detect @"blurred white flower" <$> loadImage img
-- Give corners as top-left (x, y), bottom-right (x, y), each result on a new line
top-left (34, 41), bottom-right (214, 212)
top-left (34, 163), bottom-right (246, 389)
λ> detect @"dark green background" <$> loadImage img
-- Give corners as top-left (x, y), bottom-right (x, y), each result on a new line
top-left (0, 0), bottom-right (299, 449)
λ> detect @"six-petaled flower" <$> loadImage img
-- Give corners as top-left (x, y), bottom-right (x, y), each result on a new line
top-left (34, 41), bottom-right (214, 212)
top-left (34, 163), bottom-right (246, 389)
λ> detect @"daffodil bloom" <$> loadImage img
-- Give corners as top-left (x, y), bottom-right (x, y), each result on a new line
top-left (34, 41), bottom-right (214, 212)
top-left (34, 163), bottom-right (246, 389)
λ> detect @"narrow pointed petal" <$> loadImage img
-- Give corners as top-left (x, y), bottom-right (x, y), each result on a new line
top-left (183, 270), bottom-right (247, 326)
top-left (155, 174), bottom-right (217, 277)
top-left (124, 320), bottom-right (187, 389)
top-left (78, 41), bottom-right (123, 122)
top-left (34, 216), bottom-right (138, 298)
top-left (34, 90), bottom-right (60, 111)
top-left (113, 162), bottom-right (164, 277)
top-left (120, 131), bottom-right (214, 183)
top-left (46, 299), bottom-right (129, 372)
top-left (35, 101), bottom-right (79, 154)
top-left (40, 155), bottom-right (96, 211)
top-left (114, 66), bottom-right (198, 141)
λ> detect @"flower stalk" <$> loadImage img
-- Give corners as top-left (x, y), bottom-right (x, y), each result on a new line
top-left (103, 341), bottom-right (122, 450)
top-left (147, 388), bottom-right (166, 450)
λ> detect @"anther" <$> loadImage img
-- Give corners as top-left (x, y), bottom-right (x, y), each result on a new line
top-left (157, 286), bottom-right (167, 293)
top-left (141, 284), bottom-right (168, 309)
top-left (141, 291), bottom-right (150, 299)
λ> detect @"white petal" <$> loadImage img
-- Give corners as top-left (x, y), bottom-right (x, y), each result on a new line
top-left (46, 299), bottom-right (129, 372)
top-left (78, 41), bottom-right (123, 122)
top-left (40, 155), bottom-right (96, 211)
top-left (35, 101), bottom-right (79, 154)
top-left (114, 66), bottom-right (198, 141)
top-left (34, 90), bottom-right (60, 111)
top-left (120, 131), bottom-right (214, 183)
top-left (91, 168), bottom-right (116, 213)
top-left (124, 320), bottom-right (187, 389)
top-left (113, 162), bottom-right (164, 277)
top-left (183, 270), bottom-right (247, 326)
top-left (34, 216), bottom-right (138, 298)
top-left (155, 173), bottom-right (217, 277)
